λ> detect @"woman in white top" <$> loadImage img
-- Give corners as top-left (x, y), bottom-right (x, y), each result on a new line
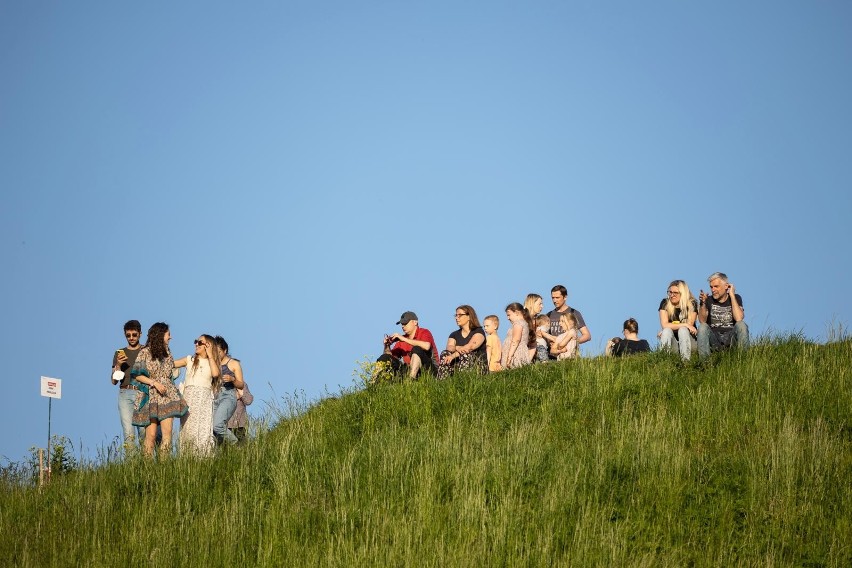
top-left (176, 334), bottom-right (219, 456)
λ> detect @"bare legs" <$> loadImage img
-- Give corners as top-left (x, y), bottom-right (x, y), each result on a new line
top-left (143, 417), bottom-right (173, 458)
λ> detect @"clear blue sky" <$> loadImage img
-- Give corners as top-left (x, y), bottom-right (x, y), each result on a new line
top-left (2, 2), bottom-right (850, 465)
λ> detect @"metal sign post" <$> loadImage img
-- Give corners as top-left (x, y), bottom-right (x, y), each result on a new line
top-left (40, 376), bottom-right (62, 483)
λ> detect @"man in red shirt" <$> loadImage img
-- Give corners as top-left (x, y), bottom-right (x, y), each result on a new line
top-left (377, 311), bottom-right (438, 379)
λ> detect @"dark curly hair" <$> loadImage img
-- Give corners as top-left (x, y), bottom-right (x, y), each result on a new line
top-left (146, 322), bottom-right (171, 361)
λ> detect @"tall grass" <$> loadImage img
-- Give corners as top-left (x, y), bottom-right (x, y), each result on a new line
top-left (2, 337), bottom-right (850, 566)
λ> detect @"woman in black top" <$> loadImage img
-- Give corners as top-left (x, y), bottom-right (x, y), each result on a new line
top-left (658, 279), bottom-right (699, 360)
top-left (606, 318), bottom-right (651, 357)
top-left (437, 305), bottom-right (488, 379)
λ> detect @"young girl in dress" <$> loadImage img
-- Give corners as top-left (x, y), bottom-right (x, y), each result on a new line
top-left (554, 313), bottom-right (578, 360)
top-left (501, 303), bottom-right (533, 369)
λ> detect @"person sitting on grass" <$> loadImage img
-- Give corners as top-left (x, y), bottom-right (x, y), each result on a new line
top-left (376, 311), bottom-right (438, 380)
top-left (697, 272), bottom-right (749, 359)
top-left (658, 279), bottom-right (699, 360)
top-left (437, 305), bottom-right (487, 380)
top-left (606, 318), bottom-right (651, 357)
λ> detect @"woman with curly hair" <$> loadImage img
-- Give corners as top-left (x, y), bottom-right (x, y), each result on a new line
top-left (131, 322), bottom-right (189, 457)
top-left (175, 334), bottom-right (219, 456)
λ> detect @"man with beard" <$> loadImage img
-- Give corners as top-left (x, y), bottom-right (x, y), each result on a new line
top-left (111, 319), bottom-right (145, 449)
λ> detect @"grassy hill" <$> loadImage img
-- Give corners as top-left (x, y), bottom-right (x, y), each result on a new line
top-left (2, 337), bottom-right (851, 566)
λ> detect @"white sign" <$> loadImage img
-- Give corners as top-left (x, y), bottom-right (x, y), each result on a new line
top-left (41, 376), bottom-right (62, 399)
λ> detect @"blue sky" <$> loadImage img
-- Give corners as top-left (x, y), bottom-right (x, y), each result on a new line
top-left (2, 1), bottom-right (850, 465)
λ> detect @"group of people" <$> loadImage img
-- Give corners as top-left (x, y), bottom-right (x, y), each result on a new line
top-left (376, 273), bottom-right (749, 381)
top-left (111, 320), bottom-right (253, 458)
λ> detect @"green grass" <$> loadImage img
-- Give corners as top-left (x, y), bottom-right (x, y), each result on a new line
top-left (2, 337), bottom-right (851, 566)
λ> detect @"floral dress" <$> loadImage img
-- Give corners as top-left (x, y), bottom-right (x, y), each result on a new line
top-left (131, 348), bottom-right (189, 426)
top-left (501, 320), bottom-right (532, 369)
top-left (178, 356), bottom-right (215, 456)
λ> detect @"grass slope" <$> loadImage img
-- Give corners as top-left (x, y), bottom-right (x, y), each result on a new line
top-left (2, 337), bottom-right (851, 567)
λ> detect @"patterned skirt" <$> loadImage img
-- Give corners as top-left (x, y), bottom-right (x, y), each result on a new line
top-left (437, 350), bottom-right (488, 380)
top-left (132, 380), bottom-right (188, 426)
top-left (179, 385), bottom-right (214, 456)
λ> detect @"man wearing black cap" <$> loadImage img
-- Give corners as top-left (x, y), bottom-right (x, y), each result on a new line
top-left (376, 311), bottom-right (439, 379)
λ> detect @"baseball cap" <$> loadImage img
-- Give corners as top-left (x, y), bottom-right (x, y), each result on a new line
top-left (396, 311), bottom-right (418, 325)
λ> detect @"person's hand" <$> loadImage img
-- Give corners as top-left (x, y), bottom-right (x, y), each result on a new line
top-left (657, 330), bottom-right (663, 338)
top-left (727, 283), bottom-right (736, 297)
top-left (687, 325), bottom-right (697, 335)
top-left (153, 382), bottom-right (166, 395)
top-left (441, 353), bottom-right (454, 364)
top-left (204, 343), bottom-right (214, 358)
top-left (699, 289), bottom-right (708, 304)
top-left (117, 352), bottom-right (128, 365)
top-left (535, 328), bottom-right (543, 338)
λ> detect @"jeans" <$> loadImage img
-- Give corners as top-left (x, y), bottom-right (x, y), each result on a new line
top-left (697, 321), bottom-right (750, 359)
top-left (118, 389), bottom-right (144, 446)
top-left (213, 388), bottom-right (239, 445)
top-left (659, 327), bottom-right (697, 360)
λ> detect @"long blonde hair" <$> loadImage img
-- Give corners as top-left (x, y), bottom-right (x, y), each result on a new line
top-left (559, 313), bottom-right (578, 334)
top-left (524, 293), bottom-right (543, 316)
top-left (664, 280), bottom-right (696, 322)
top-left (190, 334), bottom-right (220, 389)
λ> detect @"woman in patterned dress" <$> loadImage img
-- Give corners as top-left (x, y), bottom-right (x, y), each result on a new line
top-left (175, 334), bottom-right (219, 456)
top-left (131, 322), bottom-right (189, 458)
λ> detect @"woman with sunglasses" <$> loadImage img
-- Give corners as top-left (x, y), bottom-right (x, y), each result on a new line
top-left (130, 322), bottom-right (189, 458)
top-left (658, 279), bottom-right (699, 360)
top-left (437, 305), bottom-right (488, 379)
top-left (174, 334), bottom-right (220, 456)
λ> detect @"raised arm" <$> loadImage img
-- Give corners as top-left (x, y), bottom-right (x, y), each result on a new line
top-left (229, 359), bottom-right (245, 390)
top-left (392, 333), bottom-right (431, 351)
top-left (728, 284), bottom-right (744, 322)
top-left (698, 290), bottom-right (709, 324)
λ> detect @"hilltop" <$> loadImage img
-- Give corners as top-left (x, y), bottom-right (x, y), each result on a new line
top-left (2, 337), bottom-right (850, 566)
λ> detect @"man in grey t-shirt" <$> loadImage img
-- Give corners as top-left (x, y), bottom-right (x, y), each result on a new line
top-left (111, 319), bottom-right (144, 448)
top-left (546, 284), bottom-right (591, 359)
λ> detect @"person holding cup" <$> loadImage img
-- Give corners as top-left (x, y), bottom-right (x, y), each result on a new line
top-left (111, 319), bottom-right (145, 451)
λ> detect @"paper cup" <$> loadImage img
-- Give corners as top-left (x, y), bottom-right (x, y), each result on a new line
top-left (112, 370), bottom-right (125, 383)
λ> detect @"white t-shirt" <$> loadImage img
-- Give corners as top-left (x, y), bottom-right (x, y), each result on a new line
top-left (181, 355), bottom-right (215, 390)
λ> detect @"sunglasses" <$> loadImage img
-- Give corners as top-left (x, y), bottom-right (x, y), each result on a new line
top-left (194, 340), bottom-right (206, 346)
top-left (454, 312), bottom-right (468, 318)
top-left (125, 333), bottom-right (139, 338)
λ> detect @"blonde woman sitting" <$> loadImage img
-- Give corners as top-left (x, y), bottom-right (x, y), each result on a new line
top-left (658, 279), bottom-right (698, 360)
